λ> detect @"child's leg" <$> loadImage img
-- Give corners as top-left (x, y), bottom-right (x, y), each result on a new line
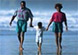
top-left (58, 32), bottom-right (62, 49)
top-left (38, 43), bottom-right (42, 51)
top-left (37, 42), bottom-right (40, 51)
top-left (55, 32), bottom-right (59, 48)
top-left (37, 42), bottom-right (39, 47)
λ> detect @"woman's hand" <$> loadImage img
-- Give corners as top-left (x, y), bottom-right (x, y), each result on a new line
top-left (66, 26), bottom-right (68, 31)
top-left (46, 27), bottom-right (49, 31)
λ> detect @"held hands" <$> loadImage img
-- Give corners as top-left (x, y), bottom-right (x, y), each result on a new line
top-left (29, 23), bottom-right (33, 27)
top-left (46, 27), bottom-right (49, 31)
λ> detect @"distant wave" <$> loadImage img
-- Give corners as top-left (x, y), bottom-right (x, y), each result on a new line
top-left (0, 10), bottom-right (78, 31)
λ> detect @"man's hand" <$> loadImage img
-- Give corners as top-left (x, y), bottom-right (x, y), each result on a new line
top-left (9, 22), bottom-right (12, 26)
top-left (29, 24), bottom-right (33, 27)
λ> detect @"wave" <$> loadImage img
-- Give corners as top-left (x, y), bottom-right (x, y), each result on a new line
top-left (0, 10), bottom-right (78, 31)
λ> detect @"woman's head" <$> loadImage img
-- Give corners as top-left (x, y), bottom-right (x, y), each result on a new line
top-left (55, 3), bottom-right (63, 11)
top-left (38, 22), bottom-right (42, 28)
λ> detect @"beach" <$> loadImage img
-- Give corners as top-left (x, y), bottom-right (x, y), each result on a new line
top-left (0, 30), bottom-right (78, 55)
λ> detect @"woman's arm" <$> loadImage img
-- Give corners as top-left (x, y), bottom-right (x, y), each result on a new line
top-left (46, 21), bottom-right (52, 31)
top-left (64, 20), bottom-right (68, 31)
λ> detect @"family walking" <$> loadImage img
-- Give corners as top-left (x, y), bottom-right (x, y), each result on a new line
top-left (9, 1), bottom-right (68, 52)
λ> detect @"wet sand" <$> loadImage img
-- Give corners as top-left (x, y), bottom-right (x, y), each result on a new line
top-left (0, 31), bottom-right (78, 55)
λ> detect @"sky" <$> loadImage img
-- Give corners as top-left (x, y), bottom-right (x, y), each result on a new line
top-left (0, 0), bottom-right (78, 11)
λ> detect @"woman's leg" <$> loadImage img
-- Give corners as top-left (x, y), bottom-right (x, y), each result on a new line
top-left (58, 32), bottom-right (62, 49)
top-left (55, 32), bottom-right (59, 48)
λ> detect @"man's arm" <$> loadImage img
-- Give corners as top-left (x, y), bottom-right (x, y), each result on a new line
top-left (29, 17), bottom-right (33, 27)
top-left (28, 9), bottom-right (33, 27)
top-left (9, 16), bottom-right (16, 26)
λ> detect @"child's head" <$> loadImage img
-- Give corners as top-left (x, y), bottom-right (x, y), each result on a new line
top-left (55, 3), bottom-right (63, 11)
top-left (38, 22), bottom-right (42, 28)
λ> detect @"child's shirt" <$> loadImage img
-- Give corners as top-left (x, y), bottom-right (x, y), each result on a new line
top-left (34, 26), bottom-right (45, 37)
top-left (50, 12), bottom-right (67, 22)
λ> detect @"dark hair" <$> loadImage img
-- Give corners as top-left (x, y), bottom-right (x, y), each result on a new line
top-left (55, 3), bottom-right (63, 9)
top-left (20, 1), bottom-right (26, 5)
top-left (38, 22), bottom-right (42, 28)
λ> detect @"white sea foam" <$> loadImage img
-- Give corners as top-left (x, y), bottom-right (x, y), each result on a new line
top-left (0, 10), bottom-right (78, 31)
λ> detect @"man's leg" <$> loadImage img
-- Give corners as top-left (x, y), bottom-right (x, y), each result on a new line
top-left (58, 32), bottom-right (62, 49)
top-left (20, 32), bottom-right (25, 50)
top-left (55, 32), bottom-right (59, 48)
top-left (17, 32), bottom-right (21, 43)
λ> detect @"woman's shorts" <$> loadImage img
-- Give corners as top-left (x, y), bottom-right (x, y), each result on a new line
top-left (52, 22), bottom-right (63, 33)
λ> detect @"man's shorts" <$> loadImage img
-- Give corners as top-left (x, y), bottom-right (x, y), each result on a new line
top-left (16, 20), bottom-right (27, 33)
top-left (52, 22), bottom-right (63, 33)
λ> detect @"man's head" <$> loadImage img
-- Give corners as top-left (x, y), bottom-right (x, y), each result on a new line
top-left (20, 1), bottom-right (26, 9)
top-left (38, 22), bottom-right (42, 28)
top-left (55, 3), bottom-right (63, 11)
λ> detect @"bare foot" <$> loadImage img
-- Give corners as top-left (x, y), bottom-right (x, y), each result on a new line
top-left (19, 47), bottom-right (23, 50)
top-left (60, 45), bottom-right (62, 49)
top-left (19, 46), bottom-right (24, 50)
top-left (59, 45), bottom-right (62, 51)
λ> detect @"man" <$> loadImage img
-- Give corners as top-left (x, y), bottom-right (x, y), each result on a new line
top-left (9, 1), bottom-right (33, 50)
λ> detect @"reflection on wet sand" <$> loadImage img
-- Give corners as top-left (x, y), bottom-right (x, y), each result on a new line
top-left (19, 50), bottom-right (23, 55)
top-left (37, 51), bottom-right (42, 55)
top-left (57, 48), bottom-right (62, 55)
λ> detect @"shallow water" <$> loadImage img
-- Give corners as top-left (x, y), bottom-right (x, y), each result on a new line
top-left (0, 31), bottom-right (78, 55)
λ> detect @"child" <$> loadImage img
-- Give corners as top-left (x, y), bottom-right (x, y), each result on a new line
top-left (32, 22), bottom-right (46, 51)
top-left (46, 3), bottom-right (68, 50)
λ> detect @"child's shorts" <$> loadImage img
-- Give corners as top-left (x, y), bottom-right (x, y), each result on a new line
top-left (16, 20), bottom-right (27, 33)
top-left (52, 22), bottom-right (63, 33)
top-left (36, 36), bottom-right (43, 44)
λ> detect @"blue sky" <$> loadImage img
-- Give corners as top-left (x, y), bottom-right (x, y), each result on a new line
top-left (0, 0), bottom-right (78, 11)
